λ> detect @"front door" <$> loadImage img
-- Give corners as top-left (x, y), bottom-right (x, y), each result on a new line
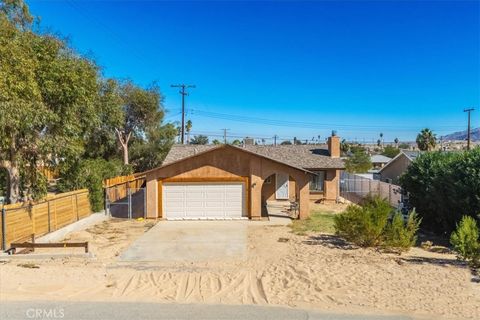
top-left (275, 173), bottom-right (289, 200)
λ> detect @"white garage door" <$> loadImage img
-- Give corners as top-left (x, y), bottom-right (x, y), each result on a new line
top-left (162, 182), bottom-right (245, 219)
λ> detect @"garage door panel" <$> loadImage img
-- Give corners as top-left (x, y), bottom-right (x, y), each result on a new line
top-left (163, 182), bottom-right (245, 219)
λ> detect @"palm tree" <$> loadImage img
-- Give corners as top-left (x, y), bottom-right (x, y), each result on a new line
top-left (379, 132), bottom-right (384, 148)
top-left (185, 120), bottom-right (192, 144)
top-left (416, 128), bottom-right (436, 151)
top-left (394, 137), bottom-right (399, 147)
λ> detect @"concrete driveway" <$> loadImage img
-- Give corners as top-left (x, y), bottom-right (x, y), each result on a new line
top-left (120, 221), bottom-right (248, 262)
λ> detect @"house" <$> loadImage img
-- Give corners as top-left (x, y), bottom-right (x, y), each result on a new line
top-left (370, 154), bottom-right (392, 169)
top-left (379, 150), bottom-right (421, 184)
top-left (142, 135), bottom-right (345, 220)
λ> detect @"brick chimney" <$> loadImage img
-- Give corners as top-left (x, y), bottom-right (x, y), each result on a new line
top-left (327, 132), bottom-right (340, 158)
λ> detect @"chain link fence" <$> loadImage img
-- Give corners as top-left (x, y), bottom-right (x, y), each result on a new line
top-left (105, 187), bottom-right (146, 219)
top-left (340, 171), bottom-right (404, 208)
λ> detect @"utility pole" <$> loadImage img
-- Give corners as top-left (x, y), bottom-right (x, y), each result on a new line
top-left (464, 108), bottom-right (475, 150)
top-left (273, 134), bottom-right (278, 146)
top-left (171, 84), bottom-right (195, 144)
top-left (221, 129), bottom-right (229, 144)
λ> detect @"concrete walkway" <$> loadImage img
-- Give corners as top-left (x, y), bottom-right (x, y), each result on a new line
top-left (120, 220), bottom-right (248, 262)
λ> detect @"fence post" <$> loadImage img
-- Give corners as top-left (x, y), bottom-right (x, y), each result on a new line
top-left (389, 184), bottom-right (392, 204)
top-left (1, 206), bottom-right (6, 250)
top-left (128, 188), bottom-right (132, 219)
top-left (104, 187), bottom-right (109, 216)
top-left (143, 188), bottom-right (146, 219)
top-left (75, 194), bottom-right (79, 221)
top-left (47, 200), bottom-right (51, 233)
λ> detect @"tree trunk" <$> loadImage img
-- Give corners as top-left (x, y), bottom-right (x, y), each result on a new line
top-left (122, 143), bottom-right (129, 165)
top-left (115, 129), bottom-right (131, 165)
top-left (1, 160), bottom-right (20, 204)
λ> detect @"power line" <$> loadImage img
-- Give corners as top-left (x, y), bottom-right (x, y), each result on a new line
top-left (187, 108), bottom-right (465, 132)
top-left (221, 129), bottom-right (230, 144)
top-left (171, 84), bottom-right (195, 144)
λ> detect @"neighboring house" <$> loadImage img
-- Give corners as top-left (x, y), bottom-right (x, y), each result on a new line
top-left (370, 154), bottom-right (392, 169)
top-left (379, 150), bottom-right (421, 184)
top-left (141, 135), bottom-right (345, 220)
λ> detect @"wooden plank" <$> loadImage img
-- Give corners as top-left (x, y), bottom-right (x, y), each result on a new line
top-left (11, 241), bottom-right (89, 253)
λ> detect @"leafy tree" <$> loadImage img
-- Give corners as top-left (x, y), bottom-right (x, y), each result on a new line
top-left (382, 145), bottom-right (400, 158)
top-left (115, 81), bottom-right (164, 165)
top-left (190, 135), bottom-right (209, 145)
top-left (345, 149), bottom-right (372, 173)
top-left (398, 142), bottom-right (410, 149)
top-left (400, 148), bottom-right (480, 233)
top-left (416, 128), bottom-right (436, 151)
top-left (57, 158), bottom-right (128, 212)
top-left (280, 140), bottom-right (292, 145)
top-left (129, 123), bottom-right (177, 172)
top-left (340, 139), bottom-right (350, 154)
top-left (0, 8), bottom-right (100, 203)
top-left (212, 139), bottom-right (222, 145)
top-left (231, 139), bottom-right (242, 146)
top-left (185, 120), bottom-right (192, 144)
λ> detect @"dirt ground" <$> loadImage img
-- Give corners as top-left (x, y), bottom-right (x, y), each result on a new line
top-left (0, 217), bottom-right (479, 320)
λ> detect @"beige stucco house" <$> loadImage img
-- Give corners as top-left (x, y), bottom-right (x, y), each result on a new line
top-left (142, 135), bottom-right (344, 220)
top-left (379, 150), bottom-right (421, 184)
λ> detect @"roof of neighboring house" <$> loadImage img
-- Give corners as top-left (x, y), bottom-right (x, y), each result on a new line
top-left (163, 144), bottom-right (345, 169)
top-left (378, 150), bottom-right (422, 173)
top-left (402, 150), bottom-right (422, 160)
top-left (370, 154), bottom-right (392, 164)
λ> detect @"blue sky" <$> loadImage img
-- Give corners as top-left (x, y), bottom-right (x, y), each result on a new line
top-left (29, 0), bottom-right (479, 143)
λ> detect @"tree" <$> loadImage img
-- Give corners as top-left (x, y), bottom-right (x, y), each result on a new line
top-left (377, 139), bottom-right (381, 147)
top-left (129, 123), bottom-right (177, 172)
top-left (345, 149), bottom-right (372, 173)
top-left (231, 139), bottom-right (242, 146)
top-left (212, 139), bottom-right (221, 145)
top-left (379, 133), bottom-right (384, 148)
top-left (398, 142), bottom-right (410, 149)
top-left (340, 139), bottom-right (350, 154)
top-left (280, 140), bottom-right (292, 145)
top-left (382, 145), bottom-right (400, 158)
top-left (400, 148), bottom-right (480, 233)
top-left (190, 135), bottom-right (209, 145)
top-left (0, 8), bottom-right (101, 203)
top-left (416, 128), bottom-right (436, 151)
top-left (115, 81), bottom-right (164, 165)
top-left (185, 120), bottom-right (192, 144)
top-left (394, 137), bottom-right (399, 147)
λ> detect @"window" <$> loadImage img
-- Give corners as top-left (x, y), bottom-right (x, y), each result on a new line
top-left (310, 171), bottom-right (325, 192)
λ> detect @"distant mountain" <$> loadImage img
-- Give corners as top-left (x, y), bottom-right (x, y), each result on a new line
top-left (441, 128), bottom-right (480, 141)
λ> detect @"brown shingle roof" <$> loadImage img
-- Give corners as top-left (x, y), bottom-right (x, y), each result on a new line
top-left (163, 144), bottom-right (345, 169)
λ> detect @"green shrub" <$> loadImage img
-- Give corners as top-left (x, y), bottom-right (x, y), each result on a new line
top-left (384, 210), bottom-right (421, 251)
top-left (400, 148), bottom-right (480, 234)
top-left (334, 195), bottom-right (391, 247)
top-left (58, 158), bottom-right (129, 212)
top-left (450, 215), bottom-right (480, 267)
top-left (334, 195), bottom-right (420, 251)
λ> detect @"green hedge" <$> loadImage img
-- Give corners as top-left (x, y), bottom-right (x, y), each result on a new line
top-left (57, 158), bottom-right (130, 212)
top-left (400, 148), bottom-right (480, 234)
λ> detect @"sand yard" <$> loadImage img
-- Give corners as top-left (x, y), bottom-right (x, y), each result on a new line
top-left (0, 214), bottom-right (479, 320)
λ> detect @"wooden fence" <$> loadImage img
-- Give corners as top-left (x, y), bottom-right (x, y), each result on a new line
top-left (104, 174), bottom-right (145, 203)
top-left (0, 189), bottom-right (91, 250)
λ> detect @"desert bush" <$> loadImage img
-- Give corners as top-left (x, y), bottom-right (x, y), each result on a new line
top-left (384, 210), bottom-right (421, 251)
top-left (334, 195), bottom-right (420, 251)
top-left (450, 215), bottom-right (480, 267)
top-left (334, 195), bottom-right (391, 247)
top-left (400, 148), bottom-right (480, 234)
